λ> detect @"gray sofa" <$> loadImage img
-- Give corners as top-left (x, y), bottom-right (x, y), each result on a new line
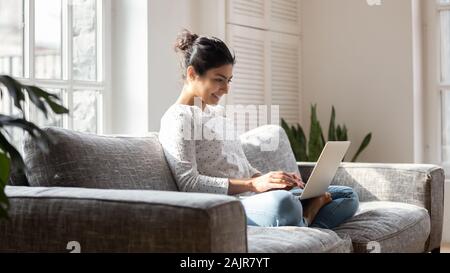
top-left (0, 126), bottom-right (445, 253)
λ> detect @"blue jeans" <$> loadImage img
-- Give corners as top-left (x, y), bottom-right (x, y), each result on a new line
top-left (241, 186), bottom-right (359, 229)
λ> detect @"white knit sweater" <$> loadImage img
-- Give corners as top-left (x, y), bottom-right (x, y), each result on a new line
top-left (159, 104), bottom-right (260, 196)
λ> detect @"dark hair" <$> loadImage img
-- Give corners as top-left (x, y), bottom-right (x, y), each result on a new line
top-left (174, 29), bottom-right (236, 80)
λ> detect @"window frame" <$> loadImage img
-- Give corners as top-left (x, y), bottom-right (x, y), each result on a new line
top-left (3, 0), bottom-right (110, 134)
top-left (438, 1), bottom-right (450, 174)
top-left (438, 1), bottom-right (450, 88)
top-left (426, 0), bottom-right (450, 175)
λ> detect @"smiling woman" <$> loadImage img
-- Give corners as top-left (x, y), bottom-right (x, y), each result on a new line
top-left (173, 29), bottom-right (236, 108)
top-left (158, 29), bottom-right (359, 230)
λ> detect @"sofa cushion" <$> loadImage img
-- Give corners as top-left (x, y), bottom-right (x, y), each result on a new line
top-left (247, 226), bottom-right (352, 253)
top-left (23, 127), bottom-right (178, 191)
top-left (7, 168), bottom-right (29, 186)
top-left (333, 201), bottom-right (430, 253)
top-left (6, 145), bottom-right (29, 186)
top-left (240, 125), bottom-right (299, 175)
top-left (2, 186), bottom-right (246, 252)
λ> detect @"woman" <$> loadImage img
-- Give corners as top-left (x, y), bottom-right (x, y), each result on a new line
top-left (159, 29), bottom-right (359, 229)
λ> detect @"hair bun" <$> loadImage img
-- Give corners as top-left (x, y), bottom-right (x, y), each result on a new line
top-left (174, 29), bottom-right (199, 52)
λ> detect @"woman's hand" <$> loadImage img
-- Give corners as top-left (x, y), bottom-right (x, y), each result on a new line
top-left (250, 171), bottom-right (304, 193)
top-left (289, 172), bottom-right (305, 189)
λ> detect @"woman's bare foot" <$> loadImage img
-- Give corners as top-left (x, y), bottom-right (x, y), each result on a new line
top-left (303, 192), bottom-right (332, 226)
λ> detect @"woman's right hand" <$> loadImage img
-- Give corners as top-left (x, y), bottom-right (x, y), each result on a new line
top-left (250, 171), bottom-right (301, 193)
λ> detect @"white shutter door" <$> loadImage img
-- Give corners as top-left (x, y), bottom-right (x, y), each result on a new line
top-left (270, 31), bottom-right (301, 125)
top-left (269, 0), bottom-right (301, 35)
top-left (226, 0), bottom-right (268, 30)
top-left (226, 24), bottom-right (266, 106)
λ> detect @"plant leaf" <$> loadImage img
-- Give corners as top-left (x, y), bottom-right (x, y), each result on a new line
top-left (0, 132), bottom-right (22, 219)
top-left (351, 133), bottom-right (372, 162)
top-left (309, 104), bottom-right (325, 161)
top-left (281, 119), bottom-right (298, 160)
top-left (281, 118), bottom-right (289, 131)
top-left (0, 148), bottom-right (10, 220)
top-left (0, 75), bottom-right (25, 115)
top-left (24, 86), bottom-right (49, 118)
top-left (296, 124), bottom-right (308, 161)
top-left (24, 86), bottom-right (69, 115)
top-left (320, 129), bottom-right (325, 146)
top-left (336, 125), bottom-right (342, 140)
top-left (291, 125), bottom-right (302, 161)
top-left (0, 132), bottom-right (26, 173)
top-left (0, 115), bottom-right (56, 152)
top-left (0, 206), bottom-right (9, 221)
top-left (0, 150), bottom-right (10, 185)
top-left (0, 75), bottom-right (69, 220)
top-left (0, 194), bottom-right (10, 220)
top-left (328, 106), bottom-right (336, 141)
top-left (290, 125), bottom-right (303, 161)
top-left (281, 118), bottom-right (310, 161)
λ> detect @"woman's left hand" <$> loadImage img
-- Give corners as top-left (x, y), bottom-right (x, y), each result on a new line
top-left (287, 172), bottom-right (305, 189)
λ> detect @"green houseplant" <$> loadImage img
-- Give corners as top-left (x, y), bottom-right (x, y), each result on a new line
top-left (0, 75), bottom-right (69, 219)
top-left (282, 104), bottom-right (372, 162)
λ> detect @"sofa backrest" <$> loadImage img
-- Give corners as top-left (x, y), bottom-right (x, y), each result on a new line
top-left (23, 127), bottom-right (179, 191)
top-left (7, 168), bottom-right (29, 186)
top-left (19, 125), bottom-right (297, 191)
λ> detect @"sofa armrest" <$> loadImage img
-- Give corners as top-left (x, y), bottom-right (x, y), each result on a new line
top-left (0, 186), bottom-right (247, 253)
top-left (297, 162), bottom-right (445, 252)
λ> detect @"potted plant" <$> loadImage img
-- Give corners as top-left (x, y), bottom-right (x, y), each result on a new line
top-left (281, 104), bottom-right (372, 162)
top-left (0, 75), bottom-right (68, 219)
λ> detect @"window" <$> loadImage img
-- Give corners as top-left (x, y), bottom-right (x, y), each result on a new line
top-left (0, 0), bottom-right (107, 149)
top-left (438, 0), bottom-right (450, 174)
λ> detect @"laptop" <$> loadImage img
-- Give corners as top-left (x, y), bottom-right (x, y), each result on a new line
top-left (294, 141), bottom-right (351, 200)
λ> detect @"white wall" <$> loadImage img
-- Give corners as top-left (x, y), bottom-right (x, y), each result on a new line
top-left (190, 0), bottom-right (226, 40)
top-left (111, 0), bottom-right (225, 133)
top-left (110, 0), bottom-right (421, 161)
top-left (147, 0), bottom-right (192, 132)
top-left (302, 0), bottom-right (415, 163)
top-left (147, 0), bottom-right (224, 132)
top-left (111, 0), bottom-right (430, 164)
top-left (110, 0), bottom-right (149, 134)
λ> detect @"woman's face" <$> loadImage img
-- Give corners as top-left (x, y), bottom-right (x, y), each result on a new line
top-left (187, 64), bottom-right (233, 105)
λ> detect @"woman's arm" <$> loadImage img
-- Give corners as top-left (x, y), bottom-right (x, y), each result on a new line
top-left (228, 171), bottom-right (302, 195)
top-left (227, 178), bottom-right (254, 195)
top-left (159, 108), bottom-right (230, 194)
top-left (160, 107), bottom-right (303, 195)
